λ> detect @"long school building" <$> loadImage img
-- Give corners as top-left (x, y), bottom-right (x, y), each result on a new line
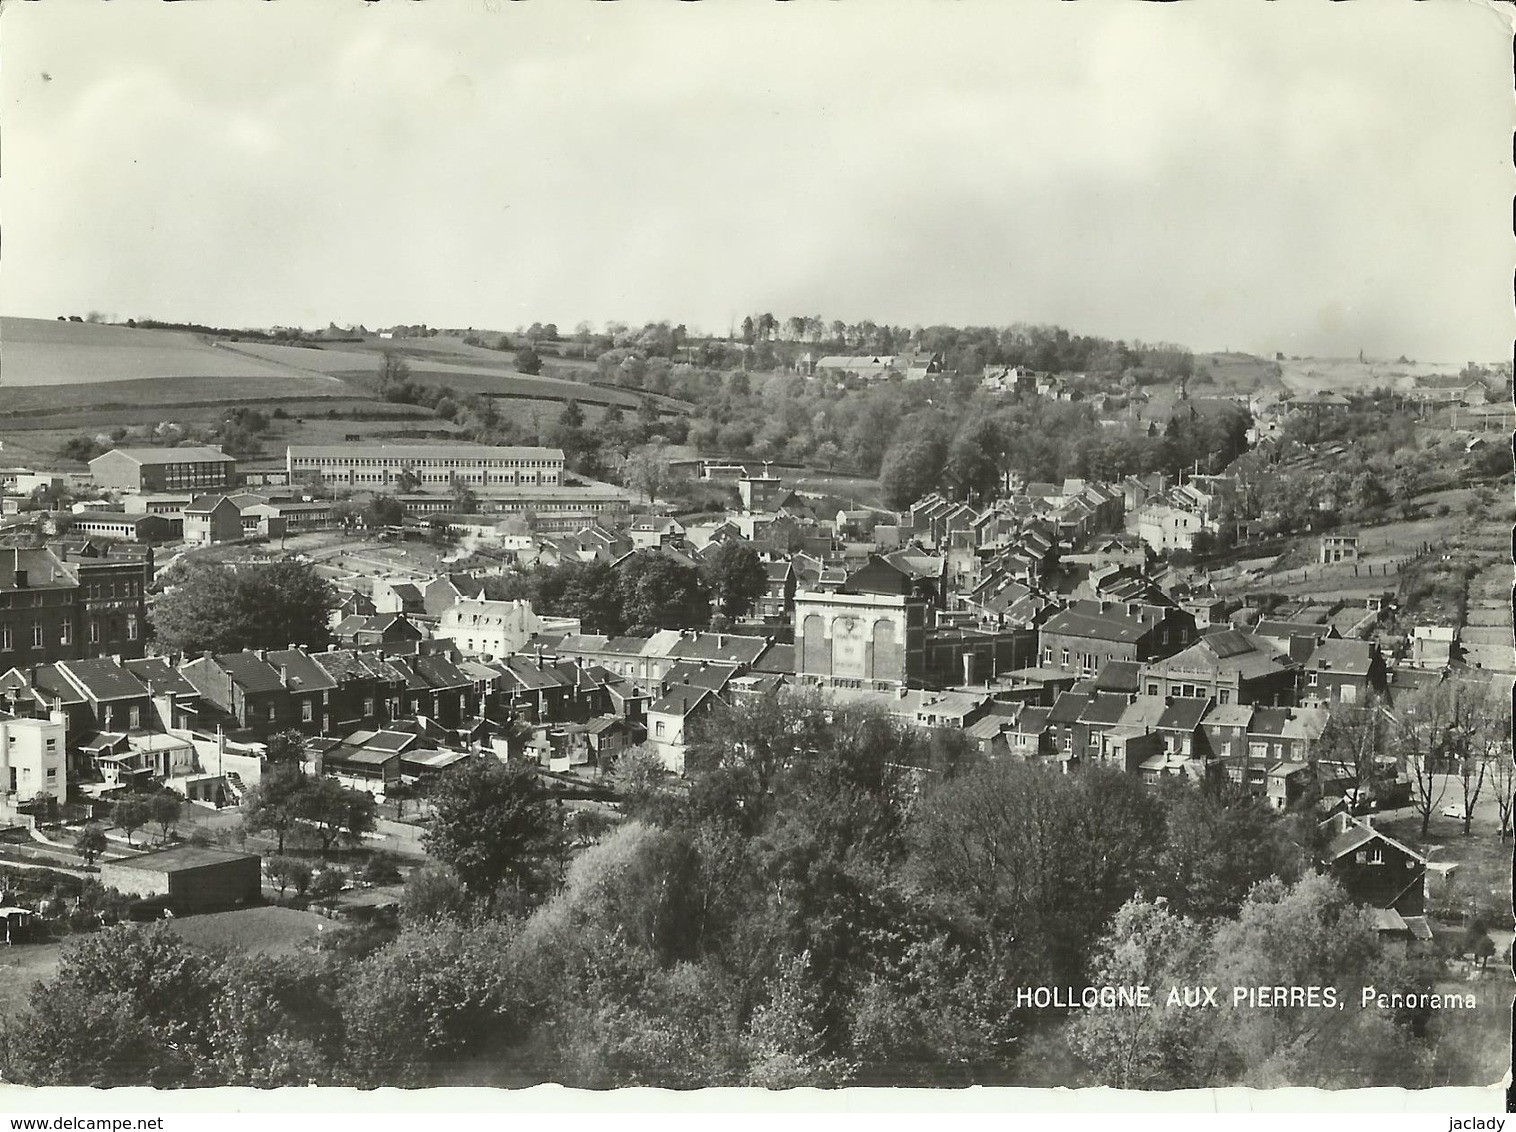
top-left (287, 444), bottom-right (565, 489)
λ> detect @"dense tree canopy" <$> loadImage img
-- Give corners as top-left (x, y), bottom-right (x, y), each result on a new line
top-left (151, 560), bottom-right (335, 655)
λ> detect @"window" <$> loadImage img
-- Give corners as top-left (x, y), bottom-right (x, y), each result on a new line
top-left (1307, 671), bottom-right (1319, 687)
top-left (58, 621), bottom-right (71, 646)
top-left (30, 623), bottom-right (42, 648)
top-left (1062, 735), bottom-right (1073, 752)
top-left (128, 706), bottom-right (140, 729)
top-left (1147, 683), bottom-right (1159, 696)
top-left (1218, 689), bottom-right (1231, 704)
top-left (655, 721), bottom-right (666, 737)
top-left (267, 703), bottom-right (277, 721)
top-left (1061, 649), bottom-right (1070, 667)
top-left (364, 698), bottom-right (375, 716)
top-left (0, 626), bottom-right (8, 651)
top-left (1368, 848), bottom-right (1384, 866)
top-left (88, 620), bottom-right (99, 644)
top-left (126, 617), bottom-right (139, 642)
top-left (302, 701), bottom-right (313, 722)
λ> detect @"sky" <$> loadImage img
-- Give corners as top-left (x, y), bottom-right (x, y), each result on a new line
top-left (4, 1), bottom-right (1513, 361)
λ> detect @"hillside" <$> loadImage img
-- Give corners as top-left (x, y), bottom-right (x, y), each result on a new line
top-left (0, 318), bottom-right (689, 422)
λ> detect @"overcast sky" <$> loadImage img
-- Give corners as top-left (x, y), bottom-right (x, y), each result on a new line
top-left (4, 1), bottom-right (1512, 360)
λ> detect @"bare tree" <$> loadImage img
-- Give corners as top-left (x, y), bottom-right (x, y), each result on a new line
top-left (1447, 681), bottom-right (1509, 836)
top-left (1314, 696), bottom-right (1394, 814)
top-left (1393, 691), bottom-right (1449, 840)
top-left (1490, 747), bottom-right (1515, 841)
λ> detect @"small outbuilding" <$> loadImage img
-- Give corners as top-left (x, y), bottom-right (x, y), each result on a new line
top-left (100, 846), bottom-right (262, 913)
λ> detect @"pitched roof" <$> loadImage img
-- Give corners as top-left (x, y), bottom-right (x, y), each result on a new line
top-left (58, 657), bottom-right (150, 702)
top-left (265, 648), bottom-right (340, 693)
top-left (1041, 608), bottom-right (1152, 644)
top-left (0, 547), bottom-right (76, 591)
top-left (1156, 696), bottom-right (1210, 732)
top-left (648, 685), bottom-right (715, 716)
top-left (96, 446), bottom-right (234, 467)
top-left (1048, 691), bottom-right (1093, 724)
top-left (669, 631), bottom-right (768, 666)
top-left (122, 657), bottom-right (198, 698)
top-left (1078, 692), bottom-right (1134, 726)
top-left (1307, 639), bottom-right (1375, 677)
top-left (1091, 659), bottom-right (1142, 694)
top-left (214, 651), bottom-right (286, 694)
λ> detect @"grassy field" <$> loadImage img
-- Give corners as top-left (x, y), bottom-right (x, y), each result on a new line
top-left (0, 374), bottom-right (368, 416)
top-left (1275, 356), bottom-right (1465, 398)
top-left (0, 318), bottom-right (319, 385)
top-left (167, 905), bottom-right (329, 958)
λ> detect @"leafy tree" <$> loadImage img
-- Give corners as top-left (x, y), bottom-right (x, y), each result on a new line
top-left (1206, 874), bottom-right (1433, 1088)
top-left (879, 426), bottom-right (950, 509)
top-left (342, 921), bottom-right (519, 1087)
top-left (907, 760), bottom-right (1164, 988)
top-left (149, 794), bottom-right (182, 844)
top-left (616, 553), bottom-right (710, 634)
top-left (113, 797), bottom-right (149, 847)
top-left (264, 855), bottom-right (312, 899)
top-left (365, 493), bottom-right (404, 527)
top-left (395, 464), bottom-right (422, 493)
top-left (611, 744), bottom-right (675, 820)
top-left (399, 862), bottom-right (472, 925)
top-left (621, 441), bottom-right (672, 504)
top-left (263, 730), bottom-right (308, 766)
top-left (241, 764), bottom-right (308, 854)
top-left (308, 869), bottom-right (346, 906)
top-left (516, 347), bottom-right (544, 375)
top-left (424, 758), bottom-right (562, 907)
top-left (698, 541), bottom-right (767, 622)
top-left (448, 475), bottom-right (480, 515)
top-left (296, 777), bottom-right (377, 854)
top-left (1146, 784), bottom-right (1306, 919)
top-left (150, 560), bottom-right (335, 655)
top-left (76, 824), bottom-right (107, 867)
top-left (8, 925), bottom-right (221, 1087)
top-left (1068, 900), bottom-right (1224, 1089)
top-left (207, 954), bottom-right (346, 1086)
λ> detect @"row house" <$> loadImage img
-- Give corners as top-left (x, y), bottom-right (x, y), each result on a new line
top-left (181, 650), bottom-right (320, 733)
top-left (908, 494), bottom-right (978, 550)
top-left (1301, 638), bottom-right (1386, 707)
top-left (754, 560), bottom-right (797, 627)
top-left (332, 613), bottom-right (425, 648)
top-left (1, 546), bottom-right (150, 674)
top-left (1038, 601), bottom-right (1197, 678)
top-left (1139, 630), bottom-right (1299, 707)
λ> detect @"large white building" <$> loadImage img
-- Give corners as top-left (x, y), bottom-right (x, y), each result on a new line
top-left (0, 714), bottom-right (67, 803)
top-left (435, 599), bottom-right (581, 660)
top-left (286, 444), bottom-right (565, 490)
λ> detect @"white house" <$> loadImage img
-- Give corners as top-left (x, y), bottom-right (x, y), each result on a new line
top-left (0, 714), bottom-right (67, 803)
top-left (1136, 503), bottom-right (1212, 553)
top-left (435, 599), bottom-right (581, 660)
